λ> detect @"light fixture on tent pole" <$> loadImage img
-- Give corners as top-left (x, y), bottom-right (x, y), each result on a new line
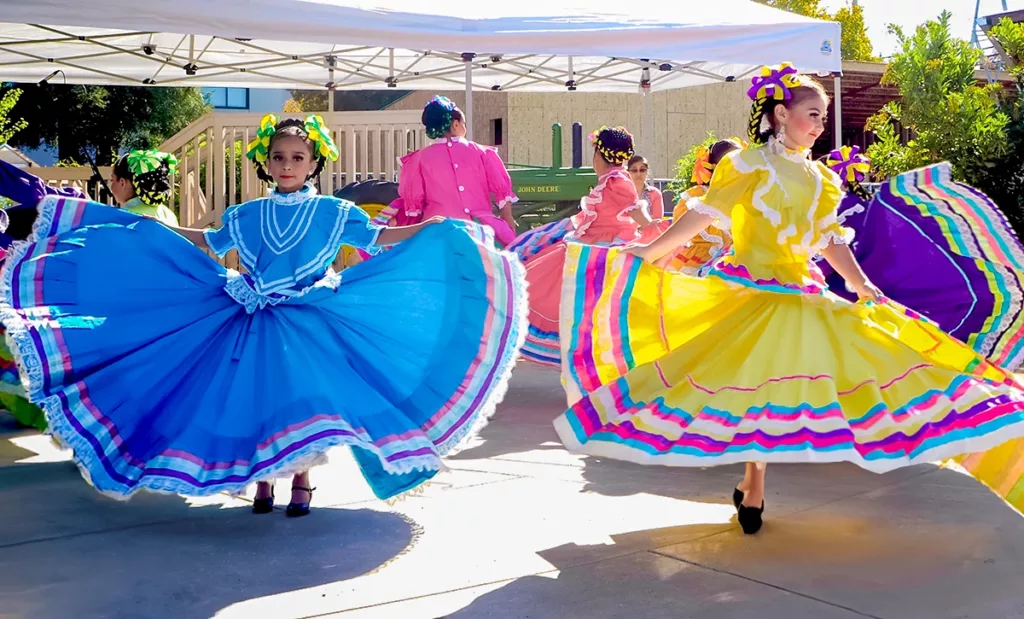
top-left (640, 65), bottom-right (653, 168)
top-left (38, 69), bottom-right (66, 86)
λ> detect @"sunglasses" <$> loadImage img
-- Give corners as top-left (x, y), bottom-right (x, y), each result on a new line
top-left (629, 167), bottom-right (649, 173)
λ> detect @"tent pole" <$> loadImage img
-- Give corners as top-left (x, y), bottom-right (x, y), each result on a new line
top-left (833, 74), bottom-right (842, 150)
top-left (463, 53), bottom-right (475, 141)
top-left (641, 66), bottom-right (653, 171)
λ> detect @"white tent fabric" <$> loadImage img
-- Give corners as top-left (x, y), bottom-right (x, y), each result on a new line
top-left (0, 0), bottom-right (842, 92)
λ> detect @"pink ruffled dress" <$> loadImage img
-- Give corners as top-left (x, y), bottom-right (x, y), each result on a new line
top-left (515, 168), bottom-right (666, 366)
top-left (390, 137), bottom-right (518, 246)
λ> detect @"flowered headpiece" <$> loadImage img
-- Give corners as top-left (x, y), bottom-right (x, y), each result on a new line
top-left (245, 113), bottom-right (340, 165)
top-left (826, 146), bottom-right (870, 185)
top-left (746, 63), bottom-right (808, 145)
top-left (589, 125), bottom-right (634, 166)
top-left (691, 137), bottom-right (746, 186)
top-left (122, 149), bottom-right (177, 207)
top-left (127, 149), bottom-right (178, 178)
top-left (691, 147), bottom-right (714, 185)
top-left (422, 95), bottom-right (459, 140)
top-left (826, 145), bottom-right (871, 199)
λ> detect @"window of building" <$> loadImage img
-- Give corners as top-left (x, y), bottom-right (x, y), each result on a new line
top-left (492, 118), bottom-right (503, 146)
top-left (204, 87), bottom-right (250, 110)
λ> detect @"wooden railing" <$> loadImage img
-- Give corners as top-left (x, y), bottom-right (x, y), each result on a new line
top-left (160, 111), bottom-right (428, 228)
top-left (21, 110), bottom-right (429, 229)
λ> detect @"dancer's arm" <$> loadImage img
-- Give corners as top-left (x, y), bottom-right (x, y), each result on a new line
top-left (629, 205), bottom-right (654, 227)
top-left (821, 241), bottom-right (881, 300)
top-left (156, 224), bottom-right (211, 251)
top-left (624, 210), bottom-right (712, 262)
top-left (376, 216), bottom-right (444, 246)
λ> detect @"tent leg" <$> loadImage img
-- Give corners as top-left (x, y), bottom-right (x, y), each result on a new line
top-left (464, 57), bottom-right (474, 141)
top-left (642, 88), bottom-right (653, 169)
top-left (833, 75), bottom-right (842, 150)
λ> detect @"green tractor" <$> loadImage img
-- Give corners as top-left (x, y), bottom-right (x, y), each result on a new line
top-left (506, 123), bottom-right (598, 232)
top-left (335, 122), bottom-right (667, 237)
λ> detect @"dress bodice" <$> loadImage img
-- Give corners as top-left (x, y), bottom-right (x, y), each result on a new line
top-left (204, 184), bottom-right (382, 305)
top-left (694, 138), bottom-right (848, 293)
top-left (570, 168), bottom-right (642, 243)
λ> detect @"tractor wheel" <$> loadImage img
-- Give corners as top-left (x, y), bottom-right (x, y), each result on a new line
top-left (332, 180), bottom-right (400, 269)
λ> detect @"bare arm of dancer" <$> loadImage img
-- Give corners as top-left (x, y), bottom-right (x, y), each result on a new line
top-left (500, 204), bottom-right (517, 234)
top-left (624, 210), bottom-right (713, 263)
top-left (376, 216), bottom-right (445, 246)
top-left (821, 242), bottom-right (881, 301)
top-left (629, 205), bottom-right (654, 227)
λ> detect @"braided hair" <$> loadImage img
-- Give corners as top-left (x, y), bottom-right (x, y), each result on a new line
top-left (422, 95), bottom-right (464, 140)
top-left (113, 150), bottom-right (175, 207)
top-left (252, 118), bottom-right (329, 184)
top-left (592, 126), bottom-right (634, 166)
top-left (747, 79), bottom-right (829, 145)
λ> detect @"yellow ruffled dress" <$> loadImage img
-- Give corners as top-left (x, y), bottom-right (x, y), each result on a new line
top-left (665, 185), bottom-right (733, 274)
top-left (555, 138), bottom-right (1024, 472)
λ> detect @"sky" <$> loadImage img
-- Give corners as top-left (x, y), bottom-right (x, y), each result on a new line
top-left (820, 0), bottom-right (1023, 58)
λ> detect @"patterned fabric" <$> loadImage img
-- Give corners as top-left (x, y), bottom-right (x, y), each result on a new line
top-left (511, 169), bottom-right (655, 367)
top-left (554, 139), bottom-right (1024, 477)
top-left (667, 186), bottom-right (734, 275)
top-left (0, 188), bottom-right (527, 500)
top-left (819, 163), bottom-right (1024, 370)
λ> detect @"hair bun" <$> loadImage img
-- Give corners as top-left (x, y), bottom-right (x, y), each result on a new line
top-left (422, 96), bottom-right (459, 139)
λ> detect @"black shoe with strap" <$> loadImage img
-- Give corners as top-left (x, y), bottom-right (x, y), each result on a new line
top-left (252, 487), bottom-right (275, 515)
top-left (285, 486), bottom-right (316, 518)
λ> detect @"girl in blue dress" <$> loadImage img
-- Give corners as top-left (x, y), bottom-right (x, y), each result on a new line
top-left (0, 113), bottom-right (528, 516)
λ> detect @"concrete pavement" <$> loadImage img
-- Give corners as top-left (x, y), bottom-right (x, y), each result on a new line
top-left (2, 364), bottom-right (1024, 619)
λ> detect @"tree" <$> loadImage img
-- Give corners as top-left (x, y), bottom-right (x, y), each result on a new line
top-left (0, 88), bottom-right (27, 145)
top-left (754, 0), bottom-right (879, 61)
top-left (866, 12), bottom-right (1008, 184)
top-left (284, 89), bottom-right (412, 113)
top-left (4, 84), bottom-right (209, 165)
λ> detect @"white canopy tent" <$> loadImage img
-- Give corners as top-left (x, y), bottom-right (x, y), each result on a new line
top-left (0, 0), bottom-right (845, 149)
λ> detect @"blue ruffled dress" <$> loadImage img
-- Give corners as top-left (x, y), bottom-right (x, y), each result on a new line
top-left (0, 183), bottom-right (527, 500)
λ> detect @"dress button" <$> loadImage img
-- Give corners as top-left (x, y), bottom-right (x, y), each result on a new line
top-left (464, 208), bottom-right (471, 214)
top-left (454, 163), bottom-right (459, 169)
top-left (459, 185), bottom-right (465, 191)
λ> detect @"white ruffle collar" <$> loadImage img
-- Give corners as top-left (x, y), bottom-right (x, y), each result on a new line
top-left (767, 136), bottom-right (811, 163)
top-left (269, 183), bottom-right (318, 205)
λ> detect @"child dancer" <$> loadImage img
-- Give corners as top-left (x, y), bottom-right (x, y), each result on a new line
top-left (509, 126), bottom-right (663, 366)
top-left (109, 149), bottom-right (180, 226)
top-left (0, 152), bottom-right (180, 431)
top-left (664, 139), bottom-right (743, 274)
top-left (379, 95), bottom-right (518, 247)
top-left (554, 64), bottom-right (1024, 535)
top-left (0, 113), bottom-right (527, 516)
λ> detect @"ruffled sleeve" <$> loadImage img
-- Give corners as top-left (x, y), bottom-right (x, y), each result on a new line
top-left (603, 175), bottom-right (641, 220)
top-left (690, 152), bottom-right (755, 230)
top-left (397, 151), bottom-right (426, 218)
top-left (481, 146), bottom-right (517, 208)
top-left (810, 162), bottom-right (854, 253)
top-left (339, 203), bottom-right (384, 255)
top-left (203, 204), bottom-right (241, 258)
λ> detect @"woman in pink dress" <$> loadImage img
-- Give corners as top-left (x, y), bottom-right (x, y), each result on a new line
top-left (388, 95), bottom-right (518, 246)
top-left (515, 126), bottom-right (664, 366)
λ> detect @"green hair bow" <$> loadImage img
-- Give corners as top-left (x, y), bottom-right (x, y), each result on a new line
top-left (246, 113), bottom-right (280, 164)
top-left (303, 114), bottom-right (339, 162)
top-left (127, 149), bottom-right (178, 177)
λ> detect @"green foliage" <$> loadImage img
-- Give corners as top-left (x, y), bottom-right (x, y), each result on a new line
top-left (5, 84), bottom-right (209, 165)
top-left (866, 12), bottom-right (1009, 185)
top-left (668, 132), bottom-right (717, 194)
top-left (990, 17), bottom-right (1024, 87)
top-left (0, 88), bottom-right (27, 145)
top-left (754, 0), bottom-right (878, 61)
